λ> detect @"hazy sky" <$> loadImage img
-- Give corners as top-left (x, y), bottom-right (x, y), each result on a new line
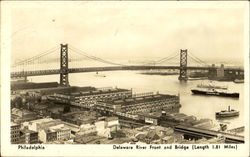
top-left (11, 2), bottom-right (247, 63)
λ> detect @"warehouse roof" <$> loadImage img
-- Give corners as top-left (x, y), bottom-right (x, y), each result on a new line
top-left (100, 94), bottom-right (178, 106)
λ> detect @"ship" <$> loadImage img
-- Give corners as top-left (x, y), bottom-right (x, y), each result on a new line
top-left (215, 106), bottom-right (239, 118)
top-left (191, 89), bottom-right (239, 98)
top-left (191, 82), bottom-right (239, 98)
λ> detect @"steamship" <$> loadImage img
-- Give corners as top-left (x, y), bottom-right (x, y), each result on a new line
top-left (191, 83), bottom-right (239, 98)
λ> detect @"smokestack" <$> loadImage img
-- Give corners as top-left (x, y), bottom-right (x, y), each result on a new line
top-left (228, 106), bottom-right (230, 111)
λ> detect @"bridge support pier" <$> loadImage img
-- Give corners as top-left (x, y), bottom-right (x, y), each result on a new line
top-left (60, 44), bottom-right (69, 86)
top-left (178, 49), bottom-right (188, 81)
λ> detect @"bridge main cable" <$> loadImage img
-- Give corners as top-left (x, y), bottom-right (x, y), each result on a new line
top-left (187, 52), bottom-right (209, 66)
top-left (68, 45), bottom-right (128, 66)
top-left (142, 52), bottom-right (179, 66)
top-left (12, 46), bottom-right (59, 67)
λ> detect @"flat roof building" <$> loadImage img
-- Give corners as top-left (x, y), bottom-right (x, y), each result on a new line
top-left (61, 111), bottom-right (101, 126)
top-left (95, 93), bottom-right (181, 115)
top-left (20, 129), bottom-right (39, 144)
top-left (48, 86), bottom-right (132, 109)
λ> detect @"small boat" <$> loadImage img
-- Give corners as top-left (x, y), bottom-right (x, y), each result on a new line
top-left (95, 72), bottom-right (106, 77)
top-left (215, 106), bottom-right (239, 118)
top-left (233, 79), bottom-right (244, 83)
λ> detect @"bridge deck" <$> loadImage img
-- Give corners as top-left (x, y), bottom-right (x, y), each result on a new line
top-left (11, 65), bottom-right (244, 77)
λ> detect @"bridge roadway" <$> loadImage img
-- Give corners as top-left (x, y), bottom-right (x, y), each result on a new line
top-left (174, 125), bottom-right (244, 143)
top-left (11, 65), bottom-right (244, 78)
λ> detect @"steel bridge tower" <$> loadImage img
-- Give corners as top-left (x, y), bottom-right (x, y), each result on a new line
top-left (60, 44), bottom-right (69, 86)
top-left (178, 49), bottom-right (188, 81)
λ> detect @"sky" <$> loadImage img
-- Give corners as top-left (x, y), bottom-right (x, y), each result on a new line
top-left (10, 2), bottom-right (247, 64)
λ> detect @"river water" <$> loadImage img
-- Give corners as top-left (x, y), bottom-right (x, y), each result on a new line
top-left (29, 70), bottom-right (244, 131)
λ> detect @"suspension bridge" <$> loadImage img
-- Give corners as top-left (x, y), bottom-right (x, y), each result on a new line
top-left (11, 44), bottom-right (244, 86)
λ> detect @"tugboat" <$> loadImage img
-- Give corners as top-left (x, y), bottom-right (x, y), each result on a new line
top-left (215, 106), bottom-right (239, 118)
top-left (191, 82), bottom-right (239, 98)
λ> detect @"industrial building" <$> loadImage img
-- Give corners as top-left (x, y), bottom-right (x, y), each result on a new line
top-left (11, 108), bottom-right (38, 123)
top-left (39, 129), bottom-right (57, 143)
top-left (95, 93), bottom-right (181, 114)
top-left (11, 122), bottom-right (21, 144)
top-left (49, 87), bottom-right (132, 108)
top-left (19, 129), bottom-right (39, 144)
top-left (61, 111), bottom-right (101, 126)
top-left (76, 116), bottom-right (120, 139)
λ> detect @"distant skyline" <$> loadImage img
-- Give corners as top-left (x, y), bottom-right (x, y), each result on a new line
top-left (11, 2), bottom-right (248, 64)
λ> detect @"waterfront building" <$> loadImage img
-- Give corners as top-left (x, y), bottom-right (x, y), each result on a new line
top-left (11, 81), bottom-right (59, 91)
top-left (95, 93), bottom-right (180, 114)
top-left (20, 129), bottom-right (39, 144)
top-left (11, 122), bottom-right (21, 144)
top-left (49, 87), bottom-right (132, 108)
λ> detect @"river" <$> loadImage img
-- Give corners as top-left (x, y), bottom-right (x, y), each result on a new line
top-left (29, 70), bottom-right (245, 131)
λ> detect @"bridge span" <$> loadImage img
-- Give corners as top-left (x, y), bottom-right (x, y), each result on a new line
top-left (11, 65), bottom-right (243, 78)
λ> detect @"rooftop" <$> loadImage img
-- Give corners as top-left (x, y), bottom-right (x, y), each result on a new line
top-left (11, 122), bottom-right (20, 126)
top-left (29, 118), bottom-right (53, 124)
top-left (49, 124), bottom-right (70, 131)
top-left (62, 111), bottom-right (101, 122)
top-left (57, 87), bottom-right (131, 97)
top-left (12, 108), bottom-right (36, 116)
top-left (21, 128), bottom-right (37, 134)
top-left (100, 94), bottom-right (178, 105)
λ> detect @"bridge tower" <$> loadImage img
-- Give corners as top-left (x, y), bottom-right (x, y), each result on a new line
top-left (60, 44), bottom-right (69, 86)
top-left (178, 49), bottom-right (188, 81)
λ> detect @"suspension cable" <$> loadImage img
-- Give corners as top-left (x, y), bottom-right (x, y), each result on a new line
top-left (12, 46), bottom-right (59, 67)
top-left (68, 45), bottom-right (127, 66)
